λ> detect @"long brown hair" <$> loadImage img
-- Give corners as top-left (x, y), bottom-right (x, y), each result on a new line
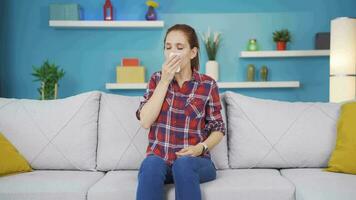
top-left (163, 24), bottom-right (200, 71)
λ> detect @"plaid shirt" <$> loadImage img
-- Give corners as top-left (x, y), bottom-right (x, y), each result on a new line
top-left (136, 70), bottom-right (226, 165)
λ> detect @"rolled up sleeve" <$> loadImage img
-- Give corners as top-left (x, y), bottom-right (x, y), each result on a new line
top-left (136, 73), bottom-right (157, 120)
top-left (204, 81), bottom-right (226, 136)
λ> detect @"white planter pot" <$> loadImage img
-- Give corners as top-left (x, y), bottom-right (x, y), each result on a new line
top-left (205, 60), bottom-right (219, 81)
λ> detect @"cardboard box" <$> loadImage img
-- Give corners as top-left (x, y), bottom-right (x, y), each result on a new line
top-left (116, 66), bottom-right (145, 83)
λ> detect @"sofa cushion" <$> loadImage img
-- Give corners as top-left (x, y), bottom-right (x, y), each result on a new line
top-left (326, 102), bottom-right (356, 174)
top-left (216, 93), bottom-right (229, 168)
top-left (225, 91), bottom-right (340, 168)
top-left (0, 170), bottom-right (104, 200)
top-left (87, 169), bottom-right (295, 200)
top-left (0, 91), bottom-right (100, 170)
top-left (96, 92), bottom-right (229, 170)
top-left (281, 168), bottom-right (356, 200)
top-left (96, 93), bottom-right (147, 170)
top-left (0, 132), bottom-right (32, 176)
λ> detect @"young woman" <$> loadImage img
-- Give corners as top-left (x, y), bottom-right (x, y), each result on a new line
top-left (135, 24), bottom-right (226, 200)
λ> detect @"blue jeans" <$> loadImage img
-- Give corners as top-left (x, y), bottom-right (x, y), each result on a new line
top-left (136, 154), bottom-right (217, 200)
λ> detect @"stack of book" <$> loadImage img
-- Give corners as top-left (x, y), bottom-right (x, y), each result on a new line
top-left (116, 58), bottom-right (145, 83)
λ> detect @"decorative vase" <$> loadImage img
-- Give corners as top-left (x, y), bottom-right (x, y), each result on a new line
top-left (247, 39), bottom-right (259, 51)
top-left (260, 65), bottom-right (268, 81)
top-left (247, 64), bottom-right (255, 81)
top-left (205, 60), bottom-right (219, 81)
top-left (276, 41), bottom-right (287, 50)
top-left (103, 0), bottom-right (113, 21)
top-left (145, 6), bottom-right (157, 20)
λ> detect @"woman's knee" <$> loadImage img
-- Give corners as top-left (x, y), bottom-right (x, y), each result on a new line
top-left (172, 156), bottom-right (196, 175)
top-left (138, 155), bottom-right (167, 179)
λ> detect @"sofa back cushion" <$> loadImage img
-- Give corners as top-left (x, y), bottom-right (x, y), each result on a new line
top-left (225, 91), bottom-right (340, 168)
top-left (96, 92), bottom-right (229, 170)
top-left (0, 91), bottom-right (100, 170)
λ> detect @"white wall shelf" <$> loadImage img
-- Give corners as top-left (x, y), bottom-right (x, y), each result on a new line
top-left (240, 50), bottom-right (330, 58)
top-left (49, 20), bottom-right (164, 28)
top-left (106, 81), bottom-right (300, 90)
top-left (106, 83), bottom-right (147, 90)
top-left (217, 81), bottom-right (300, 88)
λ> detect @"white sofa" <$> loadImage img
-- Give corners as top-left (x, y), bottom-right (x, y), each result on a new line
top-left (0, 91), bottom-right (355, 200)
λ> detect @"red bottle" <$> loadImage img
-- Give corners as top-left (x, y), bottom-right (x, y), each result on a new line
top-left (103, 0), bottom-right (113, 21)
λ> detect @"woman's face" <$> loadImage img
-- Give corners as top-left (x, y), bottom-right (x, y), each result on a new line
top-left (164, 30), bottom-right (197, 71)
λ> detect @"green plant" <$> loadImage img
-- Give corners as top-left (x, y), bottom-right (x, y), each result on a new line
top-left (31, 60), bottom-right (65, 100)
top-left (200, 27), bottom-right (222, 60)
top-left (273, 29), bottom-right (291, 43)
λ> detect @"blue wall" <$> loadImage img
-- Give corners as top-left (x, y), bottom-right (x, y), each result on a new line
top-left (0, 0), bottom-right (6, 96)
top-left (1, 0), bottom-right (356, 101)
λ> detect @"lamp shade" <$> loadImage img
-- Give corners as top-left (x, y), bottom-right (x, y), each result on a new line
top-left (330, 17), bottom-right (356, 103)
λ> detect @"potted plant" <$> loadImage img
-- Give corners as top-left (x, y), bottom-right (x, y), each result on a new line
top-left (200, 27), bottom-right (222, 81)
top-left (31, 60), bottom-right (65, 100)
top-left (273, 29), bottom-right (291, 51)
top-left (145, 0), bottom-right (159, 21)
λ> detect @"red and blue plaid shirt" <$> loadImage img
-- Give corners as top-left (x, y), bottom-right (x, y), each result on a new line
top-left (136, 70), bottom-right (226, 165)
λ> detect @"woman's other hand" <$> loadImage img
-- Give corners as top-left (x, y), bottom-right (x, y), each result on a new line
top-left (175, 144), bottom-right (204, 157)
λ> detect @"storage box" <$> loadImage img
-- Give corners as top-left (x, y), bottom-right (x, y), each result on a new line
top-left (315, 32), bottom-right (330, 49)
top-left (122, 58), bottom-right (140, 67)
top-left (49, 3), bottom-right (81, 20)
top-left (116, 66), bottom-right (145, 83)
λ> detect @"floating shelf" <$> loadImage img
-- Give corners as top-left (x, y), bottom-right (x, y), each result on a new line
top-left (217, 81), bottom-right (300, 88)
top-left (105, 81), bottom-right (300, 90)
top-left (106, 83), bottom-right (147, 90)
top-left (49, 20), bottom-right (164, 28)
top-left (240, 50), bottom-right (330, 58)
